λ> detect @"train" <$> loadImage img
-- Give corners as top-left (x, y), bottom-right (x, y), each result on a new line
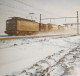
top-left (5, 17), bottom-right (52, 36)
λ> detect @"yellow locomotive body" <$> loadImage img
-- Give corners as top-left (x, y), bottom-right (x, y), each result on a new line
top-left (5, 17), bottom-right (39, 35)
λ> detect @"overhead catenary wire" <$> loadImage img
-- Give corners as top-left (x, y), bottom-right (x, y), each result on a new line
top-left (41, 17), bottom-right (77, 20)
top-left (13, 0), bottom-right (58, 16)
top-left (0, 2), bottom-right (32, 13)
top-left (0, 0), bottom-right (53, 21)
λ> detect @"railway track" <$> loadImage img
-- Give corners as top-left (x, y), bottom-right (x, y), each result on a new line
top-left (0, 34), bottom-right (77, 49)
top-left (7, 45), bottom-right (80, 76)
top-left (0, 34), bottom-right (77, 40)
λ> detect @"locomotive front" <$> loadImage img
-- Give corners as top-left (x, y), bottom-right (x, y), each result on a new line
top-left (5, 17), bottom-right (39, 36)
top-left (5, 18), bottom-right (17, 36)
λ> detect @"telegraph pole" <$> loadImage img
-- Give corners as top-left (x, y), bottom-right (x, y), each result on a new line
top-left (77, 11), bottom-right (79, 35)
top-left (39, 14), bottom-right (41, 31)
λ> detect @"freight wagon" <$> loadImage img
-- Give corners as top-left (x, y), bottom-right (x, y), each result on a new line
top-left (58, 25), bottom-right (64, 30)
top-left (5, 17), bottom-right (39, 36)
top-left (40, 24), bottom-right (48, 32)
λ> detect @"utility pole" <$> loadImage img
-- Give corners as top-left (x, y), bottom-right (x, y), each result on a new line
top-left (39, 14), bottom-right (41, 31)
top-left (77, 11), bottom-right (79, 35)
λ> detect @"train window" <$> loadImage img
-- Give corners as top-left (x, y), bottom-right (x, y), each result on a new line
top-left (7, 20), bottom-right (16, 24)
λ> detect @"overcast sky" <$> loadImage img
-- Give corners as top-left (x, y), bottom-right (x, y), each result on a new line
top-left (24, 0), bottom-right (80, 16)
top-left (0, 0), bottom-right (80, 34)
top-left (11, 0), bottom-right (80, 23)
top-left (0, 0), bottom-right (80, 21)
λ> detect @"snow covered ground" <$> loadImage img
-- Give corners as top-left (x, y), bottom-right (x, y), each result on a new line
top-left (0, 35), bottom-right (80, 76)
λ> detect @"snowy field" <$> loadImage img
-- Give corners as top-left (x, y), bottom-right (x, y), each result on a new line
top-left (0, 35), bottom-right (80, 76)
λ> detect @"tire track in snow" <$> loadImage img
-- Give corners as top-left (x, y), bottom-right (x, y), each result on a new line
top-left (6, 45), bottom-right (80, 76)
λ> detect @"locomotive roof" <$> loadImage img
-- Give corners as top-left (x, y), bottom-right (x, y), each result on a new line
top-left (9, 17), bottom-right (38, 23)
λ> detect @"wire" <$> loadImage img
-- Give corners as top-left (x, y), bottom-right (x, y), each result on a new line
top-left (41, 17), bottom-right (77, 20)
top-left (13, 0), bottom-right (56, 16)
top-left (0, 2), bottom-right (32, 13)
